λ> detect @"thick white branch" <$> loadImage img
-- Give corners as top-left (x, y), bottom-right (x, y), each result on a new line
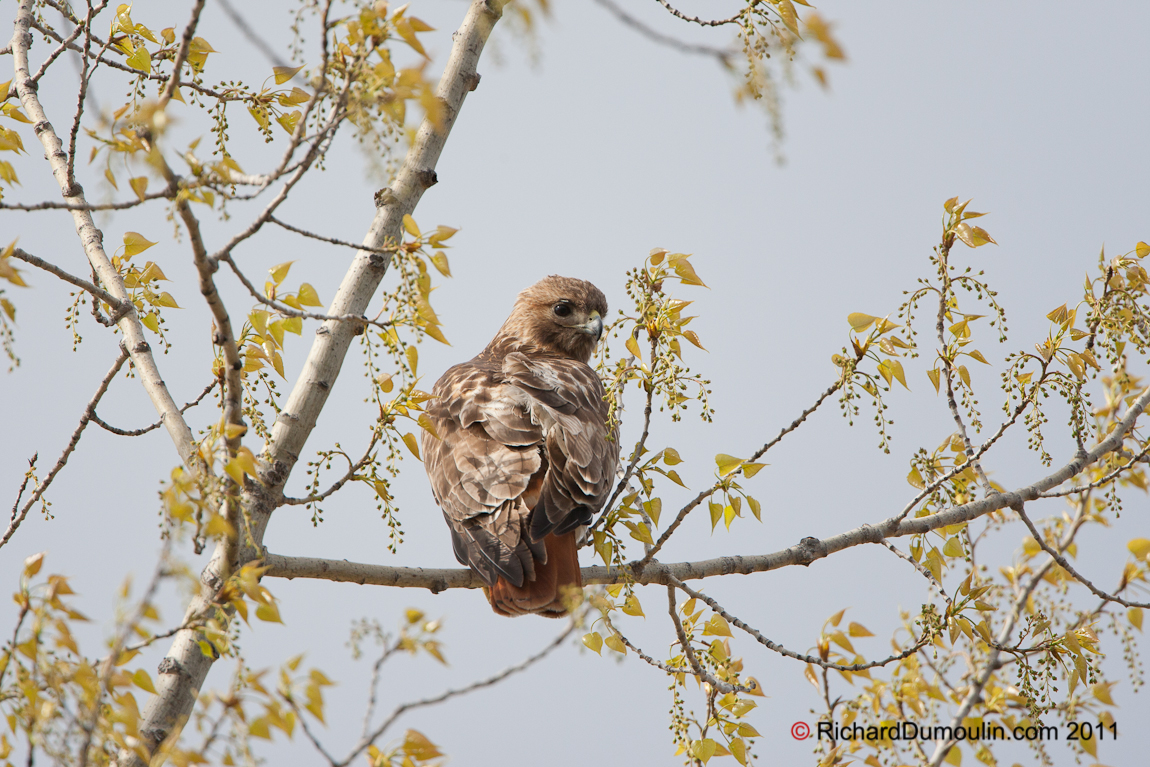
top-left (128, 2), bottom-right (509, 758)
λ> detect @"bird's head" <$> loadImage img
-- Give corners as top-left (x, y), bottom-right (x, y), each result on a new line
top-left (493, 275), bottom-right (608, 363)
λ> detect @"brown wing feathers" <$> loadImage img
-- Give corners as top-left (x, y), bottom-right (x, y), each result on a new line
top-left (421, 276), bottom-right (619, 617)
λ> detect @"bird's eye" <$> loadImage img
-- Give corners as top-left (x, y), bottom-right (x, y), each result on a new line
top-left (553, 303), bottom-right (573, 318)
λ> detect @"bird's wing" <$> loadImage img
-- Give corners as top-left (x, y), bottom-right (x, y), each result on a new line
top-left (500, 352), bottom-right (621, 540)
top-left (422, 361), bottom-right (545, 587)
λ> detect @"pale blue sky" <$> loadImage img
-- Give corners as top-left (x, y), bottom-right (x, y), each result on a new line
top-left (3, 1), bottom-right (1149, 764)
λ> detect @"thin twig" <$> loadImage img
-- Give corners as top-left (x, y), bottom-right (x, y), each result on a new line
top-left (92, 380), bottom-right (218, 437)
top-left (1016, 505), bottom-right (1150, 609)
top-left (219, 253), bottom-right (394, 330)
top-left (1, 188), bottom-right (176, 212)
top-left (669, 574), bottom-right (927, 672)
top-left (11, 247), bottom-right (125, 313)
top-left (592, 0), bottom-right (733, 62)
top-left (600, 610), bottom-right (684, 675)
top-left (655, 0), bottom-right (742, 27)
top-left (595, 338), bottom-right (656, 529)
top-left (215, 0), bottom-right (289, 68)
top-left (934, 242), bottom-right (993, 493)
top-left (341, 620), bottom-right (576, 767)
top-left (158, 0), bottom-right (207, 108)
top-left (1, 348), bottom-right (128, 551)
top-left (268, 215), bottom-right (396, 255)
top-left (666, 585), bottom-right (754, 694)
top-left (29, 3), bottom-right (100, 85)
top-left (640, 379), bottom-right (840, 566)
top-left (880, 540), bottom-right (948, 598)
top-left (1036, 443), bottom-right (1150, 498)
top-left (281, 434), bottom-right (378, 505)
top-left (926, 512), bottom-right (1070, 767)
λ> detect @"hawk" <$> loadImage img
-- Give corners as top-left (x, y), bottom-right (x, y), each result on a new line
top-left (422, 276), bottom-right (619, 617)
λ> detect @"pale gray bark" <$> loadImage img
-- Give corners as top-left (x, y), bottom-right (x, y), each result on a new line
top-left (264, 385), bottom-right (1150, 592)
top-left (124, 1), bottom-right (510, 760)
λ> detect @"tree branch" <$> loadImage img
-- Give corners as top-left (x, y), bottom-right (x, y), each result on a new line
top-left (593, 0), bottom-right (733, 63)
top-left (641, 378), bottom-right (840, 565)
top-left (130, 2), bottom-right (512, 759)
top-left (264, 384), bottom-right (1150, 591)
top-left (92, 380), bottom-right (218, 437)
top-left (654, 0), bottom-right (742, 27)
top-left (1016, 505), bottom-right (1150, 609)
top-left (10, 247), bottom-right (126, 314)
top-left (666, 585), bottom-right (754, 693)
top-left (669, 574), bottom-right (926, 673)
top-left (157, 0), bottom-right (207, 108)
top-left (1, 347), bottom-right (127, 551)
top-left (11, 1), bottom-right (203, 471)
top-left (340, 617), bottom-right (574, 767)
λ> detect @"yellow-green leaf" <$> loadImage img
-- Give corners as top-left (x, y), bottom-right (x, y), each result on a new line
top-left (742, 462), bottom-right (766, 478)
top-left (23, 551), bottom-right (45, 577)
top-left (255, 601), bottom-right (282, 623)
top-left (129, 176), bottom-right (148, 201)
top-left (582, 632), bottom-right (603, 655)
top-left (1127, 538), bottom-right (1150, 559)
top-left (273, 65), bottom-right (304, 84)
top-left (672, 258), bottom-right (707, 287)
top-left (126, 46), bottom-right (151, 73)
top-left (1136, 241), bottom-right (1150, 258)
top-left (296, 282), bottom-right (322, 307)
top-left (402, 432), bottom-right (421, 460)
top-left (132, 669), bottom-right (156, 694)
top-left (848, 312), bottom-right (879, 332)
top-left (1129, 606), bottom-right (1143, 631)
top-left (123, 232), bottom-right (156, 257)
top-left (715, 454), bottom-right (742, 477)
top-left (942, 537), bottom-right (964, 558)
top-left (402, 214), bottom-right (421, 238)
top-left (269, 261), bottom-right (293, 285)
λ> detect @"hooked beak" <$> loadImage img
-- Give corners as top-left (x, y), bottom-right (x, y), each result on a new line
top-left (580, 310), bottom-right (604, 341)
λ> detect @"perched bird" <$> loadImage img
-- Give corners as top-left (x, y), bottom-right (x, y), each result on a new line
top-left (422, 276), bottom-right (619, 617)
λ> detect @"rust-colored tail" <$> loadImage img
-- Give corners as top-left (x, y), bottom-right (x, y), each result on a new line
top-left (487, 531), bottom-right (582, 618)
